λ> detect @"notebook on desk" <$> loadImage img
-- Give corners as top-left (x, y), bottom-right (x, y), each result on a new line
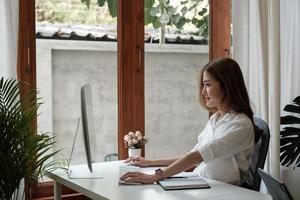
top-left (157, 177), bottom-right (210, 190)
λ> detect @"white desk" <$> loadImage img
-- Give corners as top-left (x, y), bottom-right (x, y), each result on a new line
top-left (47, 161), bottom-right (271, 200)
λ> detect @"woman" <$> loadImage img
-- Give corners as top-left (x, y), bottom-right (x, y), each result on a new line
top-left (121, 58), bottom-right (258, 185)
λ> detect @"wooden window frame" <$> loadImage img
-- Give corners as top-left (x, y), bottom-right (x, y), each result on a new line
top-left (18, 0), bottom-right (231, 198)
top-left (209, 0), bottom-right (231, 60)
top-left (117, 0), bottom-right (145, 160)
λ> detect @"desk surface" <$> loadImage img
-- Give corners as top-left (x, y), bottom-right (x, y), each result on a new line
top-left (47, 161), bottom-right (271, 200)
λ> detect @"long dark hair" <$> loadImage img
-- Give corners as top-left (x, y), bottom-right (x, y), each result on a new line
top-left (199, 58), bottom-right (261, 142)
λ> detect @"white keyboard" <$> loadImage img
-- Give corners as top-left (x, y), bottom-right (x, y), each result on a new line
top-left (119, 164), bottom-right (141, 177)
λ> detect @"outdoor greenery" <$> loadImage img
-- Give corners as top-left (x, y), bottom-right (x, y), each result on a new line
top-left (83, 0), bottom-right (208, 37)
top-left (36, 0), bottom-right (116, 25)
top-left (144, 0), bottom-right (208, 37)
top-left (280, 96), bottom-right (300, 169)
top-left (36, 0), bottom-right (208, 38)
top-left (0, 77), bottom-right (60, 200)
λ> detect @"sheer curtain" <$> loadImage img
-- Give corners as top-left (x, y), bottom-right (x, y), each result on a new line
top-left (232, 0), bottom-right (281, 181)
top-left (280, 0), bottom-right (300, 108)
top-left (0, 1), bottom-right (20, 198)
top-left (280, 1), bottom-right (300, 199)
top-left (0, 0), bottom-right (19, 79)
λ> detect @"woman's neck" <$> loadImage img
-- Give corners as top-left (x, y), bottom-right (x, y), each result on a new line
top-left (217, 106), bottom-right (232, 120)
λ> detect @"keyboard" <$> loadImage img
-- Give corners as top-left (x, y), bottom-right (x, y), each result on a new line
top-left (119, 164), bottom-right (141, 177)
top-left (119, 164), bottom-right (142, 185)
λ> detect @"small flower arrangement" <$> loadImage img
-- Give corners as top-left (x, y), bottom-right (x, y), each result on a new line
top-left (124, 131), bottom-right (149, 149)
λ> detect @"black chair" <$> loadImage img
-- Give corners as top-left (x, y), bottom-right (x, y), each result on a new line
top-left (104, 153), bottom-right (118, 162)
top-left (258, 168), bottom-right (294, 200)
top-left (247, 117), bottom-right (270, 191)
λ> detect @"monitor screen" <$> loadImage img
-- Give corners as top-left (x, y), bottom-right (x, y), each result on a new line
top-left (81, 83), bottom-right (94, 173)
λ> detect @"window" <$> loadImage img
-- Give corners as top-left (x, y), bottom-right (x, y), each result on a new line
top-left (19, 0), bottom-right (231, 198)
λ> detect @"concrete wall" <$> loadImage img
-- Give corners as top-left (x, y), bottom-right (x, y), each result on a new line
top-left (36, 39), bottom-right (209, 165)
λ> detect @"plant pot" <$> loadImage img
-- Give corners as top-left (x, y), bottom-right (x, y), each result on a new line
top-left (128, 148), bottom-right (141, 158)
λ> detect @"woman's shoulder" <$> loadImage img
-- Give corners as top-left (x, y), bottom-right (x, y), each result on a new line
top-left (226, 111), bottom-right (253, 127)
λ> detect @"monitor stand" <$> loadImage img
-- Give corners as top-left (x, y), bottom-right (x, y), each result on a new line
top-left (67, 164), bottom-right (103, 179)
top-left (67, 118), bottom-right (103, 179)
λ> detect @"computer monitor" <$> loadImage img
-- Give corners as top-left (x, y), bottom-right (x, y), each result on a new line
top-left (67, 83), bottom-right (103, 179)
top-left (81, 83), bottom-right (94, 173)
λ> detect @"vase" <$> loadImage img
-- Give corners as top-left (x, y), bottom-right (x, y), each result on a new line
top-left (128, 148), bottom-right (141, 158)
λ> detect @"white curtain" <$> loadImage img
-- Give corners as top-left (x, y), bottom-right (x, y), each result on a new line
top-left (0, 0), bottom-right (19, 79)
top-left (280, 2), bottom-right (300, 198)
top-left (232, 0), bottom-right (281, 180)
top-left (280, 0), bottom-right (300, 108)
top-left (0, 1), bottom-right (21, 199)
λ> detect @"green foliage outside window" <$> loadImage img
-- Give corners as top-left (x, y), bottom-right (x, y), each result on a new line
top-left (36, 0), bottom-right (208, 39)
top-left (81, 0), bottom-right (208, 38)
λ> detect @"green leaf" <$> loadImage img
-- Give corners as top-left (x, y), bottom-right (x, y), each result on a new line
top-left (81, 0), bottom-right (91, 9)
top-left (150, 6), bottom-right (160, 17)
top-left (198, 11), bottom-right (205, 16)
top-left (107, 0), bottom-right (118, 18)
top-left (196, 19), bottom-right (205, 28)
top-left (281, 115), bottom-right (300, 125)
top-left (175, 17), bottom-right (186, 29)
top-left (159, 13), bottom-right (170, 24)
top-left (153, 17), bottom-right (161, 29)
top-left (171, 14), bottom-right (180, 24)
top-left (188, 3), bottom-right (198, 11)
top-left (198, 8), bottom-right (208, 16)
top-left (283, 104), bottom-right (300, 114)
top-left (192, 18), bottom-right (198, 25)
top-left (145, 0), bottom-right (155, 9)
top-left (166, 6), bottom-right (176, 15)
top-left (280, 127), bottom-right (300, 137)
top-left (293, 96), bottom-right (300, 105)
top-left (280, 95), bottom-right (300, 169)
top-left (159, 0), bottom-right (167, 4)
top-left (145, 8), bottom-right (155, 25)
top-left (0, 77), bottom-right (61, 199)
top-left (180, 0), bottom-right (188, 5)
top-left (97, 0), bottom-right (106, 7)
top-left (181, 6), bottom-right (187, 15)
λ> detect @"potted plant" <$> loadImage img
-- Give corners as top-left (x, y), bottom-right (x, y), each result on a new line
top-left (124, 131), bottom-right (149, 157)
top-left (0, 77), bottom-right (60, 200)
top-left (280, 96), bottom-right (300, 168)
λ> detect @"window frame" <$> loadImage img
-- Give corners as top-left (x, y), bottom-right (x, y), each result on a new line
top-left (18, 0), bottom-right (231, 198)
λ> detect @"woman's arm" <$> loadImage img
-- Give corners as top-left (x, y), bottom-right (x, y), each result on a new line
top-left (157, 151), bottom-right (203, 179)
top-left (125, 155), bottom-right (182, 167)
top-left (121, 151), bottom-right (203, 183)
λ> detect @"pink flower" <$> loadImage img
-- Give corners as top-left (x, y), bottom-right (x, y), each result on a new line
top-left (133, 139), bottom-right (138, 144)
top-left (135, 131), bottom-right (142, 137)
top-left (124, 131), bottom-right (149, 149)
top-left (124, 135), bottom-right (130, 141)
top-left (128, 132), bottom-right (135, 137)
top-left (137, 135), bottom-right (142, 140)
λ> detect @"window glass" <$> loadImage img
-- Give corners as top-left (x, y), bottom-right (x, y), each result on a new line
top-left (36, 0), bottom-right (118, 166)
top-left (144, 0), bottom-right (209, 158)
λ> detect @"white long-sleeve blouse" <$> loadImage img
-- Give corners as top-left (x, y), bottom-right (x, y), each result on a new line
top-left (191, 111), bottom-right (254, 185)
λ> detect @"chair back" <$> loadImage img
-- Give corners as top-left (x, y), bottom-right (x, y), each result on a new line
top-left (258, 168), bottom-right (294, 200)
top-left (248, 117), bottom-right (270, 191)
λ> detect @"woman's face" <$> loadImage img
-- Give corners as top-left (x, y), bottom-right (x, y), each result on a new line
top-left (201, 71), bottom-right (224, 110)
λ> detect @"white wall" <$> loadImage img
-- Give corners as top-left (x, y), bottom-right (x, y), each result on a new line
top-left (36, 39), bottom-right (209, 164)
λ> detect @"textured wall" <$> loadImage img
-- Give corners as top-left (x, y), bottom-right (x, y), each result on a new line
top-left (51, 50), bottom-right (118, 164)
top-left (145, 52), bottom-right (208, 158)
top-left (37, 40), bottom-right (209, 165)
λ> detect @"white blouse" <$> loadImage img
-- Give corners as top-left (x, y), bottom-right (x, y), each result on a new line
top-left (191, 111), bottom-right (254, 185)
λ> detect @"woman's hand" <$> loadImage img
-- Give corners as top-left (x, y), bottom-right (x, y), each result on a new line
top-left (120, 172), bottom-right (157, 184)
top-left (124, 156), bottom-right (152, 167)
